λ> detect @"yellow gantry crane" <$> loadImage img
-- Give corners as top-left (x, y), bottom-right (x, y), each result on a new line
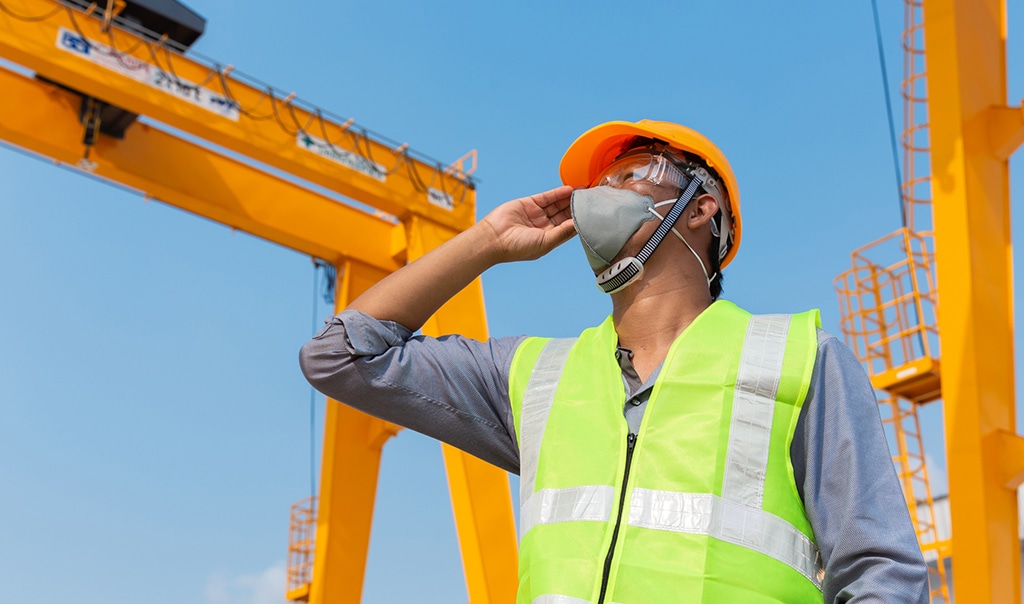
top-left (834, 0), bottom-right (1024, 601)
top-left (0, 0), bottom-right (517, 601)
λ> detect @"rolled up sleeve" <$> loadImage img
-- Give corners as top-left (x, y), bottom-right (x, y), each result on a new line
top-left (299, 309), bottom-right (525, 473)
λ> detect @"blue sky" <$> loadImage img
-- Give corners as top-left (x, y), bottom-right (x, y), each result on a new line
top-left (1, 1), bottom-right (1022, 602)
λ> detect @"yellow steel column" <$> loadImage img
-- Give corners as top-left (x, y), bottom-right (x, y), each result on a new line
top-left (309, 260), bottom-right (402, 604)
top-left (923, 0), bottom-right (1024, 599)
top-left (406, 215), bottom-right (520, 603)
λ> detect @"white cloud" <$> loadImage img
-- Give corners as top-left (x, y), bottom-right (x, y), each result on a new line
top-left (205, 561), bottom-right (287, 604)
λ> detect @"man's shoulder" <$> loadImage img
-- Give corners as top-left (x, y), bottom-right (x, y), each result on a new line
top-left (810, 327), bottom-right (868, 380)
top-left (815, 326), bottom-right (840, 348)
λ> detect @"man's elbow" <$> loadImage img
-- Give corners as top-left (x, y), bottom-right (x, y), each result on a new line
top-left (298, 337), bottom-right (339, 394)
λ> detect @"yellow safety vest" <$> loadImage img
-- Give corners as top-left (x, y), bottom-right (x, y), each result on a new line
top-left (509, 300), bottom-right (823, 603)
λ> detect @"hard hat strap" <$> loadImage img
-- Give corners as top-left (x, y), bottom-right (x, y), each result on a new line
top-left (663, 155), bottom-right (731, 263)
top-left (635, 174), bottom-right (702, 264)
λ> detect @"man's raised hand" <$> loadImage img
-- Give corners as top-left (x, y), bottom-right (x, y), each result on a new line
top-left (479, 185), bottom-right (577, 264)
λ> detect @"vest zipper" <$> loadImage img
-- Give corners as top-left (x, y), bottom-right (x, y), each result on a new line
top-left (597, 431), bottom-right (637, 604)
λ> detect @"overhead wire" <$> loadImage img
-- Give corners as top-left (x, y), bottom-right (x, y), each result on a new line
top-left (105, 30), bottom-right (147, 64)
top-left (0, 0), bottom-right (62, 21)
top-left (269, 89), bottom-right (303, 136)
top-left (284, 97), bottom-right (317, 134)
top-left (870, 0), bottom-right (908, 228)
top-left (307, 259), bottom-right (336, 500)
top-left (307, 262), bottom-right (320, 501)
top-left (314, 108), bottom-right (351, 156)
top-left (870, 0), bottom-right (929, 358)
top-left (215, 65), bottom-right (273, 121)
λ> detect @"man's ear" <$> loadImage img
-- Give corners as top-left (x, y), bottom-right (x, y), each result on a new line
top-left (687, 193), bottom-right (720, 229)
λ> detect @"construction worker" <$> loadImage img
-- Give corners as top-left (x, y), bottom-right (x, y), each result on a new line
top-left (300, 120), bottom-right (929, 602)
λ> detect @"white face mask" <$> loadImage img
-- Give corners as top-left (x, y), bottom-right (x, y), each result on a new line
top-left (570, 186), bottom-right (716, 294)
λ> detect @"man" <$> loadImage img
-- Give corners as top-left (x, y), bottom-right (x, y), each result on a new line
top-left (300, 120), bottom-right (929, 602)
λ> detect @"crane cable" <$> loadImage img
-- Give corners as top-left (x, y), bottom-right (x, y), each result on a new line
top-left (870, 0), bottom-right (928, 358)
top-left (870, 0), bottom-right (908, 228)
top-left (307, 260), bottom-right (336, 500)
top-left (308, 266), bottom-right (319, 501)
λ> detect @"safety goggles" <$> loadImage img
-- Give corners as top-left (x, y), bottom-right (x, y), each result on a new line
top-left (590, 151), bottom-right (691, 191)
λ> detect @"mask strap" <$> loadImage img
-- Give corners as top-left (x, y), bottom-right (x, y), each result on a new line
top-left (663, 187), bottom-right (731, 264)
top-left (651, 208), bottom-right (716, 288)
top-left (596, 174), bottom-right (703, 294)
top-left (661, 196), bottom-right (725, 281)
top-left (674, 227), bottom-right (717, 287)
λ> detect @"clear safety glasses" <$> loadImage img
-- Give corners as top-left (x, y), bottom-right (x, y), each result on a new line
top-left (590, 151), bottom-right (690, 191)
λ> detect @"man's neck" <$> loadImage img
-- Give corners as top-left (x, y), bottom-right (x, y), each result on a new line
top-left (610, 272), bottom-right (714, 382)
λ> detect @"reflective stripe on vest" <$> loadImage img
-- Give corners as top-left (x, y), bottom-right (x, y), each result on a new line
top-left (628, 489), bottom-right (822, 587)
top-left (723, 314), bottom-right (790, 508)
top-left (521, 485), bottom-right (616, 534)
top-left (518, 338), bottom-right (577, 538)
top-left (519, 484), bottom-right (821, 588)
top-left (518, 310), bottom-right (823, 593)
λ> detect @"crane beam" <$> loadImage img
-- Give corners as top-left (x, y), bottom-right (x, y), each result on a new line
top-left (924, 0), bottom-right (1022, 600)
top-left (0, 0), bottom-right (477, 231)
top-left (0, 63), bottom-right (403, 271)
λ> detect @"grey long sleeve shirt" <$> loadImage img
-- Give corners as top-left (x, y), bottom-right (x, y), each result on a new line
top-left (299, 309), bottom-right (929, 603)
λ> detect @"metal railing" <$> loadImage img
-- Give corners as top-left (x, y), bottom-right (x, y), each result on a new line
top-left (286, 496), bottom-right (317, 601)
top-left (834, 228), bottom-right (939, 388)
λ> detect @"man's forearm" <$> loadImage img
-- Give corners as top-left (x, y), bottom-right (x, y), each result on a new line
top-left (347, 185), bottom-right (575, 332)
top-left (347, 222), bottom-right (500, 332)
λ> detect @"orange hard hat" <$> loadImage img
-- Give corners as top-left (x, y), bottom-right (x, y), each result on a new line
top-left (559, 119), bottom-right (742, 268)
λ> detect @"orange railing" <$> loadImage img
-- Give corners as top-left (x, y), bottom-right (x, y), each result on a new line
top-left (879, 394), bottom-right (951, 598)
top-left (286, 496), bottom-right (317, 601)
top-left (901, 0), bottom-right (932, 233)
top-left (834, 228), bottom-right (940, 402)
